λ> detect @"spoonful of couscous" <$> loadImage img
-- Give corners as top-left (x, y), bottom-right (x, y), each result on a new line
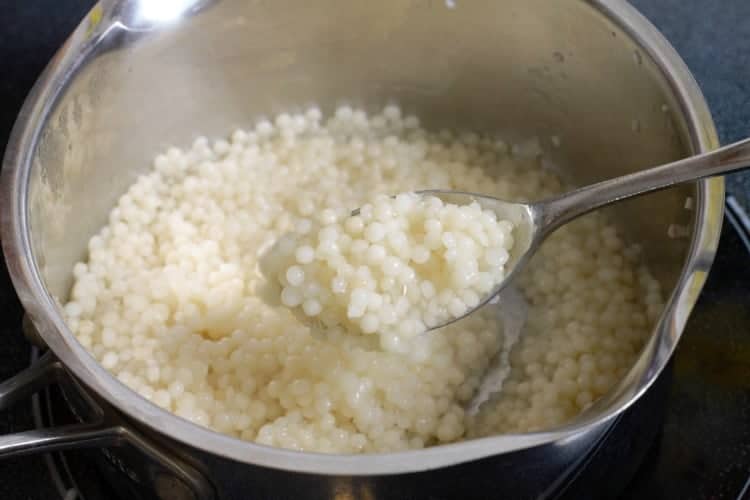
top-left (268, 137), bottom-right (750, 351)
top-left (265, 192), bottom-right (518, 354)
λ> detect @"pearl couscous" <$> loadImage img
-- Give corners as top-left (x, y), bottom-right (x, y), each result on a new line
top-left (63, 105), bottom-right (663, 453)
top-left (263, 192), bottom-right (516, 354)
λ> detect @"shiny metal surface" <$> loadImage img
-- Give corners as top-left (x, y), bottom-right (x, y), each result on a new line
top-left (0, 0), bottom-right (723, 483)
top-left (430, 137), bottom-right (750, 329)
top-left (0, 352), bottom-right (215, 498)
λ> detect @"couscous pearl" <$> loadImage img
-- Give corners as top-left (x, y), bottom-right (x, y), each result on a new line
top-left (365, 223), bottom-right (386, 243)
top-left (302, 299), bottom-right (322, 317)
top-left (286, 266), bottom-right (305, 286)
top-left (411, 246), bottom-right (430, 264)
top-left (345, 217), bottom-right (364, 234)
top-left (295, 246), bottom-right (315, 264)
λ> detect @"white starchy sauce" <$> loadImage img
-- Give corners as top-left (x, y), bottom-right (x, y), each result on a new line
top-left (63, 105), bottom-right (663, 453)
top-left (263, 192), bottom-right (516, 355)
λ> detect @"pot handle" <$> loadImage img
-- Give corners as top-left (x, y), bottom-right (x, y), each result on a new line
top-left (0, 349), bottom-right (216, 499)
top-left (0, 351), bottom-right (118, 458)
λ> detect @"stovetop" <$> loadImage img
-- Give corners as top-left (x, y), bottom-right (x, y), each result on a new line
top-left (2, 1), bottom-right (750, 499)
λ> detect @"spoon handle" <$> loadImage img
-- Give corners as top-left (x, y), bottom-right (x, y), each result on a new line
top-left (537, 137), bottom-right (750, 233)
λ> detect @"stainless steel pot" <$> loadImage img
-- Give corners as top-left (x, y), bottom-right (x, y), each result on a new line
top-left (0, 0), bottom-right (724, 498)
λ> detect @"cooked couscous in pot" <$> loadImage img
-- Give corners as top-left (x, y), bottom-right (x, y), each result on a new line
top-left (63, 105), bottom-right (663, 453)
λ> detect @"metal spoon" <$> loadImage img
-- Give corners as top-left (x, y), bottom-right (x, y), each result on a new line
top-left (420, 137), bottom-right (750, 330)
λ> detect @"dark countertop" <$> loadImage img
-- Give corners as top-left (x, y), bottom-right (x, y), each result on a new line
top-left (1, 1), bottom-right (749, 499)
top-left (630, 0), bottom-right (750, 204)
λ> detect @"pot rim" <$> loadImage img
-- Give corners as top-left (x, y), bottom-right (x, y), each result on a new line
top-left (0, 0), bottom-right (724, 475)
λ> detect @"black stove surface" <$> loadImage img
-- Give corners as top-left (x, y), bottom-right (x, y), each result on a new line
top-left (622, 203), bottom-right (750, 499)
top-left (2, 1), bottom-right (750, 499)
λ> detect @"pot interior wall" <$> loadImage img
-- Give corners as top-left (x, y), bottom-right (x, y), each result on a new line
top-left (29, 0), bottom-right (695, 318)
